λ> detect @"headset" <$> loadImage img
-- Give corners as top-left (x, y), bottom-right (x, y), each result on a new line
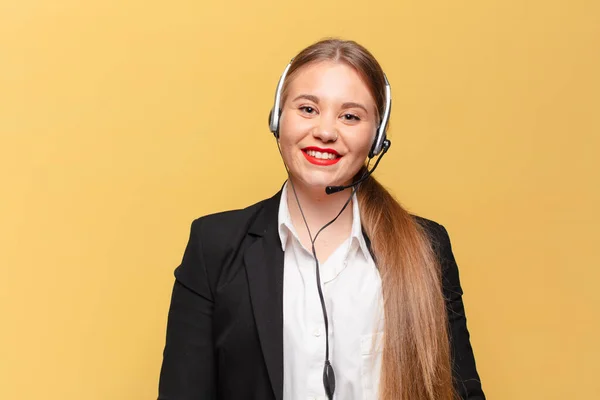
top-left (268, 57), bottom-right (392, 400)
top-left (269, 59), bottom-right (392, 159)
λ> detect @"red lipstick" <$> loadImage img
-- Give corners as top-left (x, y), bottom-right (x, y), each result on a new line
top-left (301, 146), bottom-right (341, 166)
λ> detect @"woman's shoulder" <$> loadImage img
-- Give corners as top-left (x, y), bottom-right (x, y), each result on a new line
top-left (411, 215), bottom-right (463, 285)
top-left (190, 196), bottom-right (273, 236)
top-left (412, 214), bottom-right (449, 242)
top-left (410, 214), bottom-right (456, 262)
top-left (175, 195), bottom-right (279, 282)
top-left (187, 190), bottom-right (282, 246)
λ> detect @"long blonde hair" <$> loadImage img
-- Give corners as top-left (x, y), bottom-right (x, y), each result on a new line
top-left (282, 39), bottom-right (455, 400)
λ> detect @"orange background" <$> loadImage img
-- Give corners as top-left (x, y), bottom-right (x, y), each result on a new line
top-left (1, 0), bottom-right (598, 398)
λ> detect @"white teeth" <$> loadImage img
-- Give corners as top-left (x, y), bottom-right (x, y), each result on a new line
top-left (306, 150), bottom-right (338, 160)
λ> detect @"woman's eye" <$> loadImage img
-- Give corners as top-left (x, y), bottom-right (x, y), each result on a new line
top-left (299, 106), bottom-right (315, 114)
top-left (342, 113), bottom-right (360, 121)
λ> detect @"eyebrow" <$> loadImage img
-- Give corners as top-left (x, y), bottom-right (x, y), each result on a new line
top-left (292, 94), bottom-right (369, 114)
top-left (341, 102), bottom-right (369, 114)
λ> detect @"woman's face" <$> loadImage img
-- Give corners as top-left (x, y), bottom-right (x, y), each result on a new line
top-left (278, 61), bottom-right (378, 192)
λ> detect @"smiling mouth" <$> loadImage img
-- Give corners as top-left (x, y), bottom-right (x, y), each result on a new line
top-left (304, 149), bottom-right (339, 160)
top-left (301, 148), bottom-right (341, 166)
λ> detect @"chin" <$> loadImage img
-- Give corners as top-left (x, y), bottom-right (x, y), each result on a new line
top-left (302, 180), bottom-right (330, 190)
top-left (296, 171), bottom-right (342, 190)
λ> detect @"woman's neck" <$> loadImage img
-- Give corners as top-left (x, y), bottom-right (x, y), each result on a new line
top-left (285, 178), bottom-right (354, 240)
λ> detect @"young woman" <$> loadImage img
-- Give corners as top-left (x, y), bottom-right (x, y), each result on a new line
top-left (158, 39), bottom-right (485, 400)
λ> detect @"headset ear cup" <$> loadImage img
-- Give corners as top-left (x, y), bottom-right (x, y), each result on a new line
top-left (269, 108), bottom-right (279, 138)
top-left (369, 125), bottom-right (384, 158)
top-left (368, 139), bottom-right (377, 158)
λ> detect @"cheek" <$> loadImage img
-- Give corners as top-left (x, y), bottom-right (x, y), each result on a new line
top-left (278, 114), bottom-right (307, 148)
top-left (349, 129), bottom-right (376, 159)
top-left (280, 112), bottom-right (309, 135)
top-left (277, 124), bottom-right (299, 164)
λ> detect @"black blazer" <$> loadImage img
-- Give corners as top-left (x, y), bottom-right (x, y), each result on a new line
top-left (158, 190), bottom-right (485, 399)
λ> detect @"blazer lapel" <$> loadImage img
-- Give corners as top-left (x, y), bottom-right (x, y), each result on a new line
top-left (244, 191), bottom-right (284, 400)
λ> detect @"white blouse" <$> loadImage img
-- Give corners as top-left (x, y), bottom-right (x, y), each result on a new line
top-left (279, 183), bottom-right (385, 400)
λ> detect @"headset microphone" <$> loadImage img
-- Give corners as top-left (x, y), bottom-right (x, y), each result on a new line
top-left (325, 139), bottom-right (391, 195)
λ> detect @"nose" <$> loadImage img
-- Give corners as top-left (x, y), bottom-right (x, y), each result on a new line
top-left (313, 114), bottom-right (338, 143)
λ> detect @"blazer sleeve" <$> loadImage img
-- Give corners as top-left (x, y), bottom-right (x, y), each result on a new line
top-left (436, 224), bottom-right (486, 400)
top-left (158, 218), bottom-right (217, 400)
